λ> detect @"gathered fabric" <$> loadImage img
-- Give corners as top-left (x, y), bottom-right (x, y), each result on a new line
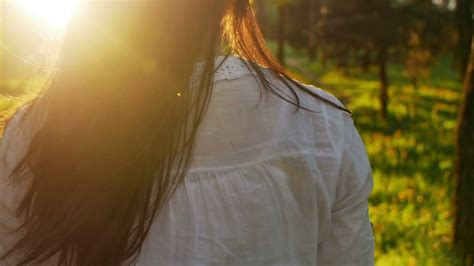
top-left (0, 55), bottom-right (374, 265)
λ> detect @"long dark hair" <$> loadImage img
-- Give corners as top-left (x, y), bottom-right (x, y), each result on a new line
top-left (1, 0), bottom-right (350, 265)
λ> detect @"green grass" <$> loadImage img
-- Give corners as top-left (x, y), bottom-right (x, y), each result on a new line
top-left (282, 45), bottom-right (463, 265)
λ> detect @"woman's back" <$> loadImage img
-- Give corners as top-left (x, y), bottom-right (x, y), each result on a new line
top-left (1, 0), bottom-right (376, 264)
top-left (135, 56), bottom-right (375, 265)
top-left (0, 55), bottom-right (374, 265)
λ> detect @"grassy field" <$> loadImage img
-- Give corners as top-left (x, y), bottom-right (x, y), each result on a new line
top-left (0, 47), bottom-right (464, 265)
top-left (281, 45), bottom-right (463, 265)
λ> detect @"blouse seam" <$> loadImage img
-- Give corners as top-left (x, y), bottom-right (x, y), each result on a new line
top-left (191, 56), bottom-right (259, 87)
top-left (333, 115), bottom-right (356, 211)
top-left (187, 149), bottom-right (336, 175)
top-left (213, 72), bottom-right (257, 84)
top-left (321, 104), bottom-right (337, 153)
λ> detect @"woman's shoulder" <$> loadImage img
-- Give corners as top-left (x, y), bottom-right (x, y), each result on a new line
top-left (294, 80), bottom-right (350, 115)
top-left (213, 55), bottom-right (256, 82)
top-left (2, 104), bottom-right (31, 145)
top-left (218, 56), bottom-right (350, 113)
top-left (1, 100), bottom-right (46, 167)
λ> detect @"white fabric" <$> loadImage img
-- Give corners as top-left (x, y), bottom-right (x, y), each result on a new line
top-left (0, 55), bottom-right (375, 265)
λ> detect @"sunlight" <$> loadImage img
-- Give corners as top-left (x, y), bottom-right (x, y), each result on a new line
top-left (12, 0), bottom-right (79, 29)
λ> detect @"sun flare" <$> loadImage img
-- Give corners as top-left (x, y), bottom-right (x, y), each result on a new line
top-left (13, 0), bottom-right (79, 28)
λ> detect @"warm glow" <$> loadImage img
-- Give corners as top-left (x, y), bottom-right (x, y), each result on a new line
top-left (13, 0), bottom-right (79, 28)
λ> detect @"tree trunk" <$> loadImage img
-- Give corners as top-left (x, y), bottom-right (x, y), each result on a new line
top-left (411, 77), bottom-right (418, 90)
top-left (362, 47), bottom-right (371, 72)
top-left (456, 0), bottom-right (472, 80)
top-left (454, 38), bottom-right (474, 266)
top-left (277, 4), bottom-right (287, 66)
top-left (308, 43), bottom-right (318, 61)
top-left (321, 45), bottom-right (328, 69)
top-left (307, 0), bottom-right (318, 61)
top-left (342, 46), bottom-right (350, 77)
top-left (254, 0), bottom-right (267, 36)
top-left (378, 44), bottom-right (389, 120)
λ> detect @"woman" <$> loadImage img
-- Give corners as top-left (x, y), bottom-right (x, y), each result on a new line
top-left (0, 0), bottom-right (374, 265)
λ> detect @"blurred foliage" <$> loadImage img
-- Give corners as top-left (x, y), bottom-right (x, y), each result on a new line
top-left (255, 0), bottom-right (461, 120)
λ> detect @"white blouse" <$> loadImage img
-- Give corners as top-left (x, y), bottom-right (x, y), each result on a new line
top-left (0, 55), bottom-right (374, 265)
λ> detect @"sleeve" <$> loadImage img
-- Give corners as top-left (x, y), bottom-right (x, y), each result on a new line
top-left (317, 114), bottom-right (375, 266)
top-left (0, 106), bottom-right (35, 259)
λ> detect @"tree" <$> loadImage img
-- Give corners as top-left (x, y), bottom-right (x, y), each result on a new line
top-left (315, 0), bottom-right (401, 120)
top-left (405, 30), bottom-right (431, 90)
top-left (456, 0), bottom-right (473, 79)
top-left (276, 0), bottom-right (290, 65)
top-left (453, 7), bottom-right (474, 266)
top-left (377, 42), bottom-right (389, 120)
top-left (454, 0), bottom-right (474, 265)
top-left (254, 0), bottom-right (268, 36)
top-left (306, 0), bottom-right (320, 60)
top-left (282, 0), bottom-right (322, 61)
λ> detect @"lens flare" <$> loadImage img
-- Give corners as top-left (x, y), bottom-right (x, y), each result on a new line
top-left (13, 0), bottom-right (79, 28)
